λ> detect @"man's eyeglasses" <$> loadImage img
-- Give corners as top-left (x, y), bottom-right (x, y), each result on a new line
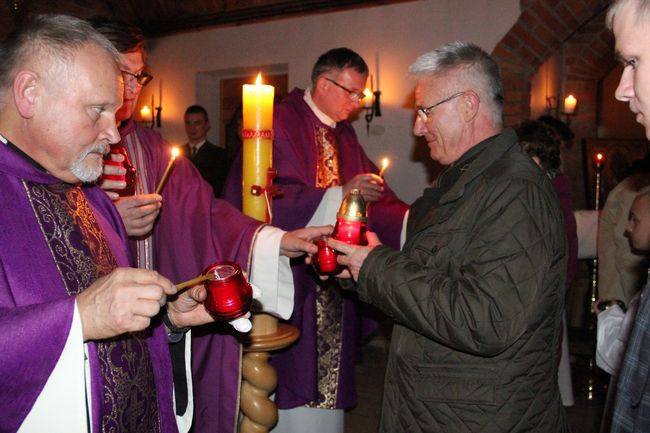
top-left (121, 70), bottom-right (153, 88)
top-left (417, 91), bottom-right (466, 121)
top-left (325, 78), bottom-right (365, 102)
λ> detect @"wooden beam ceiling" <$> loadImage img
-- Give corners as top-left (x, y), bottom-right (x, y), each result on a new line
top-left (0, 0), bottom-right (415, 39)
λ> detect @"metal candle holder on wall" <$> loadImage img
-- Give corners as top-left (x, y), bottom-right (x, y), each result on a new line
top-left (545, 95), bottom-right (577, 126)
top-left (364, 90), bottom-right (381, 135)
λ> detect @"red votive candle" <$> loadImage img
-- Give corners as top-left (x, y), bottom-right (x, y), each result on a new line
top-left (333, 218), bottom-right (367, 245)
top-left (315, 236), bottom-right (339, 274)
top-left (202, 261), bottom-right (252, 320)
top-left (102, 159), bottom-right (126, 182)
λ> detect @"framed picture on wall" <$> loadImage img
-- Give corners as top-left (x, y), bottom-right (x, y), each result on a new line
top-left (582, 137), bottom-right (650, 208)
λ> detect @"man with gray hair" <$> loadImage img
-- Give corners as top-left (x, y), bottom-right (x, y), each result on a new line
top-left (0, 14), bottom-right (217, 433)
top-left (329, 42), bottom-right (569, 432)
top-left (605, 1), bottom-right (650, 431)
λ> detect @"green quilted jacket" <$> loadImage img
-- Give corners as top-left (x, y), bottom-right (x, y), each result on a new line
top-left (357, 129), bottom-right (570, 433)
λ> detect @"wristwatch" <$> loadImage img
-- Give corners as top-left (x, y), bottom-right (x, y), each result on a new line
top-left (597, 300), bottom-right (627, 313)
top-left (162, 308), bottom-right (190, 343)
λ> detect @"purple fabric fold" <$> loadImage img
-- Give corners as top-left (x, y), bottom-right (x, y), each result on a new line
top-left (0, 141), bottom-right (177, 433)
top-left (121, 121), bottom-right (261, 433)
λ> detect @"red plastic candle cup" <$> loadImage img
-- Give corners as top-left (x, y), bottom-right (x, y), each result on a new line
top-left (315, 237), bottom-right (339, 274)
top-left (102, 159), bottom-right (126, 182)
top-left (333, 218), bottom-right (367, 245)
top-left (202, 261), bottom-right (252, 320)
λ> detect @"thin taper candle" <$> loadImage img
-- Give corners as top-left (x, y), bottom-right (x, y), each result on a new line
top-left (378, 157), bottom-right (389, 178)
top-left (154, 147), bottom-right (179, 195)
top-left (176, 274), bottom-right (210, 290)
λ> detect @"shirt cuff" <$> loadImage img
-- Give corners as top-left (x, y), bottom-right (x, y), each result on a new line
top-left (250, 226), bottom-right (294, 320)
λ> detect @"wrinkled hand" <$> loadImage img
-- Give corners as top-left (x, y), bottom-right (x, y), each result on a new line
top-left (167, 281), bottom-right (262, 333)
top-left (328, 231), bottom-right (382, 281)
top-left (343, 173), bottom-right (384, 203)
top-left (100, 152), bottom-right (126, 201)
top-left (280, 225), bottom-right (334, 258)
top-left (76, 268), bottom-right (176, 341)
top-left (114, 194), bottom-right (162, 237)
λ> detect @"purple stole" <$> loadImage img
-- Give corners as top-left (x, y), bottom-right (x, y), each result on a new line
top-left (0, 141), bottom-right (177, 433)
top-left (28, 182), bottom-right (161, 433)
top-left (223, 89), bottom-right (408, 410)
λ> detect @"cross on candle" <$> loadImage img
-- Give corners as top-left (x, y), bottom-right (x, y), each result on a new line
top-left (378, 157), bottom-right (390, 178)
top-left (155, 147), bottom-right (180, 195)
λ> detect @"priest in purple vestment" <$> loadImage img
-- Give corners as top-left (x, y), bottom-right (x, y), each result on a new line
top-left (223, 47), bottom-right (408, 432)
top-left (0, 15), bottom-right (223, 433)
top-left (92, 18), bottom-right (330, 433)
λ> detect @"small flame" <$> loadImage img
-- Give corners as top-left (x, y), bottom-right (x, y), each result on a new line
top-left (140, 105), bottom-right (151, 116)
top-left (595, 152), bottom-right (604, 163)
top-left (255, 73), bottom-right (262, 86)
top-left (171, 147), bottom-right (180, 158)
top-left (381, 158), bottom-right (390, 170)
top-left (363, 88), bottom-right (373, 99)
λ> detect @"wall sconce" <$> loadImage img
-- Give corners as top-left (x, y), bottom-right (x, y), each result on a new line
top-left (545, 94), bottom-right (577, 125)
top-left (140, 93), bottom-right (162, 128)
top-left (140, 104), bottom-right (154, 128)
top-left (562, 94), bottom-right (577, 125)
top-left (545, 95), bottom-right (557, 117)
top-left (363, 87), bottom-right (381, 135)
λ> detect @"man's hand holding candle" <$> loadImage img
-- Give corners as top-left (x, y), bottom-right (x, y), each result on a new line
top-left (112, 195), bottom-right (162, 237)
top-left (328, 231), bottom-right (383, 281)
top-left (279, 225), bottom-right (334, 258)
top-left (100, 152), bottom-right (127, 200)
top-left (76, 268), bottom-right (177, 341)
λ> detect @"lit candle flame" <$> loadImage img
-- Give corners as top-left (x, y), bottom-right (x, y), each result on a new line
top-left (363, 88), bottom-right (373, 107)
top-left (595, 152), bottom-right (604, 164)
top-left (255, 73), bottom-right (262, 86)
top-left (154, 147), bottom-right (180, 195)
top-left (140, 105), bottom-right (151, 117)
top-left (378, 157), bottom-right (390, 178)
top-left (564, 94), bottom-right (577, 114)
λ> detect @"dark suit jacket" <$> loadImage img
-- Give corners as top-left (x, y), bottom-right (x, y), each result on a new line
top-left (181, 141), bottom-right (229, 197)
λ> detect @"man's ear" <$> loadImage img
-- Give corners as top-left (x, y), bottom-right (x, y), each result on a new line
top-left (460, 90), bottom-right (480, 123)
top-left (315, 76), bottom-right (328, 94)
top-left (13, 70), bottom-right (39, 119)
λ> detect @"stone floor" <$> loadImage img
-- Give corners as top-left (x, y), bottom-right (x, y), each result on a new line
top-left (344, 327), bottom-right (609, 433)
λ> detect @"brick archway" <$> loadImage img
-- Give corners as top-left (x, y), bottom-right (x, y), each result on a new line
top-left (491, 0), bottom-right (615, 127)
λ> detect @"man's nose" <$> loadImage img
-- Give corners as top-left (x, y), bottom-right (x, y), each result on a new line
top-left (615, 67), bottom-right (635, 102)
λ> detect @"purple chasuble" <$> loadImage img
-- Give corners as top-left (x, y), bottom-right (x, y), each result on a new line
top-left (118, 120), bottom-right (262, 433)
top-left (0, 141), bottom-right (177, 433)
top-left (223, 88), bottom-right (408, 410)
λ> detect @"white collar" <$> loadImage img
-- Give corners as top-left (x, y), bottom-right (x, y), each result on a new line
top-left (304, 89), bottom-right (336, 128)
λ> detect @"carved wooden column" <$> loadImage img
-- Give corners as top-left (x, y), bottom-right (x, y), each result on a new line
top-left (239, 314), bottom-right (299, 432)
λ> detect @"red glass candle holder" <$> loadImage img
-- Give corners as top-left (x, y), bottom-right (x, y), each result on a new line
top-left (102, 147), bottom-right (136, 196)
top-left (202, 261), bottom-right (252, 320)
top-left (102, 159), bottom-right (126, 182)
top-left (333, 218), bottom-right (367, 245)
top-left (314, 236), bottom-right (339, 274)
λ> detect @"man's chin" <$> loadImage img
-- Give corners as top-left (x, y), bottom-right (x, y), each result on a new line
top-left (71, 159), bottom-right (104, 183)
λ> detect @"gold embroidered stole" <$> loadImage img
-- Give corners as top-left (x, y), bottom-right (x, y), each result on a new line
top-left (310, 124), bottom-right (344, 408)
top-left (25, 182), bottom-right (161, 433)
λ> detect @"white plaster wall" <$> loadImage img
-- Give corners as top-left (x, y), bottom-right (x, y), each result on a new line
top-left (145, 0), bottom-right (520, 204)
